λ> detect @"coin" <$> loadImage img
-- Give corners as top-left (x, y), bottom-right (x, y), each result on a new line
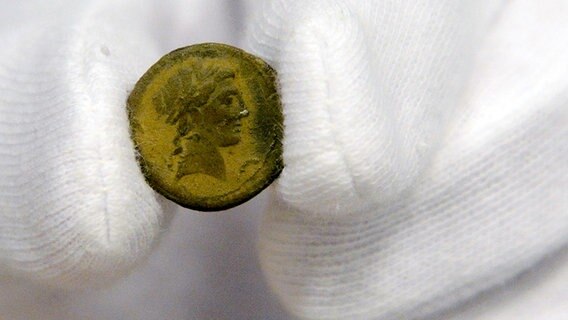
top-left (127, 43), bottom-right (283, 211)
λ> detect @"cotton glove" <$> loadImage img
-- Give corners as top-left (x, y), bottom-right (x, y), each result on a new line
top-left (0, 0), bottom-right (221, 288)
top-left (247, 0), bottom-right (568, 319)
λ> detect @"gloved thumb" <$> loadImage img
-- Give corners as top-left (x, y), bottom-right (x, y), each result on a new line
top-left (246, 0), bottom-right (503, 216)
top-left (0, 0), bottom-right (182, 288)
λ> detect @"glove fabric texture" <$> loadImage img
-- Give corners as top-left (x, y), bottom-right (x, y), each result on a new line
top-left (249, 0), bottom-right (568, 319)
top-left (0, 0), bottom-right (566, 319)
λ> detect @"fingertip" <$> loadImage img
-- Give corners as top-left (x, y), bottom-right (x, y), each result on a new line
top-left (254, 1), bottom-right (416, 215)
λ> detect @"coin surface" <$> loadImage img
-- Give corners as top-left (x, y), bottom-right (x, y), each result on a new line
top-left (127, 43), bottom-right (283, 211)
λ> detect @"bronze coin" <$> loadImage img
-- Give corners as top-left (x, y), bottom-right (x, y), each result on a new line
top-left (127, 43), bottom-right (283, 211)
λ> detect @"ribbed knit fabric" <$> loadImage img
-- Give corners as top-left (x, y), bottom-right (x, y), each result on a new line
top-left (246, 0), bottom-right (506, 216)
top-left (0, 0), bottom-right (567, 319)
top-left (0, 0), bottom-right (176, 288)
top-left (246, 0), bottom-right (568, 319)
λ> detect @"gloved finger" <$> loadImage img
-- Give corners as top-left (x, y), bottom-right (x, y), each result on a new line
top-left (0, 0), bottom-right (231, 289)
top-left (245, 0), bottom-right (505, 216)
top-left (251, 0), bottom-right (568, 319)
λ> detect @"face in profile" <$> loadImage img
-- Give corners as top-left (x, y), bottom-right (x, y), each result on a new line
top-left (200, 84), bottom-right (247, 147)
top-left (153, 63), bottom-right (249, 180)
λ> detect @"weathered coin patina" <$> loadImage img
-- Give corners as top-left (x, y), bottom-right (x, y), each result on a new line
top-left (127, 43), bottom-right (283, 211)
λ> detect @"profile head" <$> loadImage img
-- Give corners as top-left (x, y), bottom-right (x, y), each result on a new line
top-left (153, 62), bottom-right (249, 148)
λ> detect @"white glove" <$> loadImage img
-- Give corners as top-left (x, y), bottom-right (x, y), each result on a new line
top-left (0, 0), bottom-right (203, 288)
top-left (246, 0), bottom-right (568, 319)
top-left (1, 0), bottom-right (567, 319)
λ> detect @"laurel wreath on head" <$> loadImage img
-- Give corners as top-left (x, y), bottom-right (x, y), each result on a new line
top-left (152, 62), bottom-right (236, 137)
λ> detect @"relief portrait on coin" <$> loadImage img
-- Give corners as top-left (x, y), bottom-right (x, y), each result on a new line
top-left (152, 62), bottom-right (249, 181)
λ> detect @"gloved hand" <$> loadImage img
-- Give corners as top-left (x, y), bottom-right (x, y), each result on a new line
top-left (245, 0), bottom-right (568, 319)
top-left (0, 0), bottom-right (221, 288)
top-left (0, 0), bottom-right (567, 319)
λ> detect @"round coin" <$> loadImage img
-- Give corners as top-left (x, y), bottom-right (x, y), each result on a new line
top-left (127, 43), bottom-right (283, 211)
